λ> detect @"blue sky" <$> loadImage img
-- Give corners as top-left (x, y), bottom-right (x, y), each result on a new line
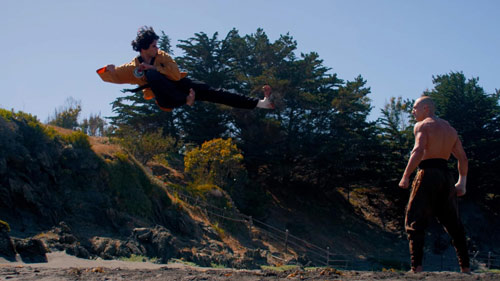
top-left (2, 0), bottom-right (499, 122)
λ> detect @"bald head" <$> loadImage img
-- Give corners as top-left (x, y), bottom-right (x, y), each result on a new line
top-left (415, 96), bottom-right (436, 116)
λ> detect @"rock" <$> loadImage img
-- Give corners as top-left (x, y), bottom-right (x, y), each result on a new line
top-left (237, 249), bottom-right (269, 269)
top-left (89, 236), bottom-right (146, 260)
top-left (8, 179), bottom-right (36, 204)
top-left (14, 238), bottom-right (47, 263)
top-left (125, 241), bottom-right (145, 256)
top-left (35, 222), bottom-right (79, 254)
top-left (65, 244), bottom-right (90, 259)
top-left (0, 225), bottom-right (16, 261)
top-left (90, 237), bottom-right (117, 259)
top-left (59, 234), bottom-right (77, 244)
top-left (131, 226), bottom-right (178, 263)
top-left (133, 227), bottom-right (153, 242)
top-left (150, 226), bottom-right (177, 262)
top-left (191, 252), bottom-right (212, 267)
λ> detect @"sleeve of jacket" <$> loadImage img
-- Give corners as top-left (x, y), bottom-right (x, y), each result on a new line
top-left (155, 51), bottom-right (187, 81)
top-left (96, 62), bottom-right (138, 84)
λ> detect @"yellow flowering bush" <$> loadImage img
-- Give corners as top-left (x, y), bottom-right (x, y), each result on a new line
top-left (184, 138), bottom-right (244, 187)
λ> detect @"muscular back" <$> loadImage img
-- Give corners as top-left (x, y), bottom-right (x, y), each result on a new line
top-left (419, 117), bottom-right (458, 160)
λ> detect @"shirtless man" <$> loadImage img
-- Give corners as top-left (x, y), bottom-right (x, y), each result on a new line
top-left (399, 96), bottom-right (469, 273)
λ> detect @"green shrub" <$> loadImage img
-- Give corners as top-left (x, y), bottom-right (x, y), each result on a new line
top-left (103, 151), bottom-right (171, 217)
top-left (0, 109), bottom-right (51, 151)
top-left (60, 131), bottom-right (91, 149)
top-left (0, 108), bottom-right (14, 120)
top-left (46, 97), bottom-right (81, 129)
top-left (104, 155), bottom-right (153, 216)
top-left (117, 128), bottom-right (177, 165)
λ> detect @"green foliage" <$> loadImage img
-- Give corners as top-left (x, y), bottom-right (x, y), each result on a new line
top-left (80, 113), bottom-right (107, 136)
top-left (101, 149), bottom-right (172, 218)
top-left (0, 108), bottom-right (14, 120)
top-left (0, 109), bottom-right (40, 125)
top-left (186, 183), bottom-right (233, 210)
top-left (110, 91), bottom-right (179, 138)
top-left (175, 31), bottom-right (234, 144)
top-left (60, 130), bottom-right (91, 149)
top-left (104, 153), bottom-right (157, 217)
top-left (0, 108), bottom-right (52, 154)
top-left (47, 97), bottom-right (82, 129)
top-left (116, 127), bottom-right (177, 165)
top-left (376, 97), bottom-right (414, 183)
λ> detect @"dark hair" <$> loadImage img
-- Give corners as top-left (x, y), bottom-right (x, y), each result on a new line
top-left (131, 26), bottom-right (159, 52)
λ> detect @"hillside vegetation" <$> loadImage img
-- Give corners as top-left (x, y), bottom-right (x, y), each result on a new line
top-left (1, 109), bottom-right (500, 271)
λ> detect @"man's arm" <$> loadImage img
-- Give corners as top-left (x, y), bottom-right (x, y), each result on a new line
top-left (155, 51), bottom-right (183, 81)
top-left (451, 137), bottom-right (468, 196)
top-left (399, 123), bottom-right (427, 189)
top-left (97, 63), bottom-right (137, 84)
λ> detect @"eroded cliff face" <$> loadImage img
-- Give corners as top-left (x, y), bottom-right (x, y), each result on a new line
top-left (0, 113), bottom-right (269, 268)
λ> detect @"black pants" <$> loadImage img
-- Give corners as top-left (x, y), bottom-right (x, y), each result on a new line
top-left (405, 158), bottom-right (469, 270)
top-left (145, 70), bottom-right (259, 109)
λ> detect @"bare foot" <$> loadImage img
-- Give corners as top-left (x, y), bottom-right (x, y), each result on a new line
top-left (410, 265), bottom-right (423, 273)
top-left (186, 88), bottom-right (195, 106)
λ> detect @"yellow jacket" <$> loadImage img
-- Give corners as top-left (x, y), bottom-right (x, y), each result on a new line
top-left (96, 50), bottom-right (187, 110)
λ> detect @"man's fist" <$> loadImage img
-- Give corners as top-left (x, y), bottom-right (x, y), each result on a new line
top-left (455, 175), bottom-right (467, 197)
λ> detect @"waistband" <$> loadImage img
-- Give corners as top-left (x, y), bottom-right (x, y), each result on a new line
top-left (418, 158), bottom-right (448, 170)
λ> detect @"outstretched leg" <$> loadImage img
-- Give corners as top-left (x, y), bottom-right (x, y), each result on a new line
top-left (180, 78), bottom-right (272, 109)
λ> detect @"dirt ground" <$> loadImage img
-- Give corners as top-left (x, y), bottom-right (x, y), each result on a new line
top-left (2, 265), bottom-right (499, 281)
top-left (1, 252), bottom-right (498, 281)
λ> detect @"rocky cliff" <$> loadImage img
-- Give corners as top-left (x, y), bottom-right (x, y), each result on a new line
top-left (0, 111), bottom-right (268, 268)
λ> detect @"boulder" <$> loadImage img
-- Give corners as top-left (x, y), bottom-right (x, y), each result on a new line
top-left (132, 226), bottom-right (177, 262)
top-left (0, 224), bottom-right (16, 261)
top-left (89, 236), bottom-right (145, 260)
top-left (65, 244), bottom-right (90, 259)
top-left (14, 238), bottom-right (47, 263)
